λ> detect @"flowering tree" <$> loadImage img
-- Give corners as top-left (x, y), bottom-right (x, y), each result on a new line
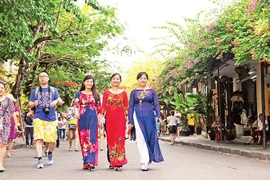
top-left (154, 0), bottom-right (269, 108)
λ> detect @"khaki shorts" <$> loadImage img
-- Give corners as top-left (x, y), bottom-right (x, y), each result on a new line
top-left (34, 118), bottom-right (57, 142)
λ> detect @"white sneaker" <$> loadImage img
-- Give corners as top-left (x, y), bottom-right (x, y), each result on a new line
top-left (141, 163), bottom-right (148, 171)
top-left (48, 154), bottom-right (53, 165)
top-left (37, 160), bottom-right (44, 169)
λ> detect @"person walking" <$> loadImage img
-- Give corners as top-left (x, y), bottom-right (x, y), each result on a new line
top-left (6, 94), bottom-right (19, 158)
top-left (58, 116), bottom-right (67, 140)
top-left (28, 71), bottom-right (64, 169)
top-left (0, 83), bottom-right (17, 172)
top-left (74, 75), bottom-right (102, 170)
top-left (167, 111), bottom-right (179, 145)
top-left (128, 72), bottom-right (164, 171)
top-left (100, 73), bottom-right (128, 171)
top-left (67, 106), bottom-right (79, 151)
top-left (98, 121), bottom-right (105, 151)
top-left (25, 108), bottom-right (34, 148)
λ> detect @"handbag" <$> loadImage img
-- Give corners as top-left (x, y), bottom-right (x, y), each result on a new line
top-left (69, 124), bottom-right (77, 130)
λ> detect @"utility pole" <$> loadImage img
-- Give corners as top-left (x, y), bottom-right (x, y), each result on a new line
top-left (261, 62), bottom-right (267, 149)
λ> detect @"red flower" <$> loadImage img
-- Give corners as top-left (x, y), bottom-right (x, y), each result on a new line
top-left (89, 143), bottom-right (96, 153)
top-left (80, 129), bottom-right (90, 157)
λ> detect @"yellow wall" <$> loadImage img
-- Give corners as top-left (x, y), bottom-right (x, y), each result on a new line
top-left (0, 60), bottom-right (18, 92)
top-left (256, 62), bottom-right (269, 116)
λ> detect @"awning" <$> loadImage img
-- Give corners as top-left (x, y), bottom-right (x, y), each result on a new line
top-left (212, 60), bottom-right (236, 78)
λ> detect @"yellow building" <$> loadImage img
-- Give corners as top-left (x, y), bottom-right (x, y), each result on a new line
top-left (0, 60), bottom-right (18, 91)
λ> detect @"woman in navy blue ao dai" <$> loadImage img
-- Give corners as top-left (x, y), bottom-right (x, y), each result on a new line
top-left (128, 72), bottom-right (164, 171)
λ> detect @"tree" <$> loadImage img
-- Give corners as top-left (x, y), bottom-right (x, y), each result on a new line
top-left (122, 57), bottom-right (164, 95)
top-left (153, 0), bottom-right (269, 106)
top-left (0, 0), bottom-right (124, 100)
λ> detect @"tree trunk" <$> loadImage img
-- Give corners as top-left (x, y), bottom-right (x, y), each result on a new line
top-left (11, 56), bottom-right (28, 98)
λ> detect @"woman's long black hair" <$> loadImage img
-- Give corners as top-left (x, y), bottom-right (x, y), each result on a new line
top-left (136, 72), bottom-right (148, 80)
top-left (80, 75), bottom-right (100, 103)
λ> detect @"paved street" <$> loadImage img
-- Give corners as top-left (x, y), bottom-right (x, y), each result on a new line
top-left (1, 138), bottom-right (270, 180)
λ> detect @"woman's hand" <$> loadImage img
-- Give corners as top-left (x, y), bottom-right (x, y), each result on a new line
top-left (128, 124), bottom-right (133, 129)
top-left (98, 121), bottom-right (103, 129)
top-left (14, 125), bottom-right (18, 133)
top-left (99, 114), bottom-right (103, 121)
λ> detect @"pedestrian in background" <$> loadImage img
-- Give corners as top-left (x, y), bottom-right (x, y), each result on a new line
top-left (167, 111), bottom-right (179, 145)
top-left (28, 71), bottom-right (64, 169)
top-left (74, 75), bottom-right (102, 170)
top-left (128, 72), bottom-right (164, 171)
top-left (58, 116), bottom-right (67, 140)
top-left (67, 106), bottom-right (79, 151)
top-left (98, 121), bottom-right (105, 151)
top-left (0, 83), bottom-right (17, 172)
top-left (100, 73), bottom-right (128, 171)
top-left (55, 111), bottom-right (61, 148)
top-left (25, 108), bottom-right (34, 148)
top-left (6, 94), bottom-right (19, 158)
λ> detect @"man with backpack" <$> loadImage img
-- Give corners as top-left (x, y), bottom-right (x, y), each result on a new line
top-left (28, 71), bottom-right (64, 169)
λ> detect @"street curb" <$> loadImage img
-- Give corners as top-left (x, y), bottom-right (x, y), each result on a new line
top-left (159, 137), bottom-right (270, 161)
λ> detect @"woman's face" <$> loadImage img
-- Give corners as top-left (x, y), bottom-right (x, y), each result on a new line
top-left (84, 79), bottom-right (94, 90)
top-left (111, 75), bottom-right (121, 87)
top-left (0, 84), bottom-right (5, 97)
top-left (137, 74), bottom-right (148, 87)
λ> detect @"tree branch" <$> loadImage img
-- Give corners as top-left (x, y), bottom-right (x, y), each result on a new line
top-left (62, 22), bottom-right (73, 33)
top-left (27, 31), bottom-right (80, 52)
top-left (55, 0), bottom-right (63, 27)
top-left (33, 22), bottom-right (42, 41)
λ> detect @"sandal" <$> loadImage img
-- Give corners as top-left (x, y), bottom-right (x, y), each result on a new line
top-left (89, 165), bottom-right (95, 171)
top-left (109, 164), bottom-right (114, 169)
top-left (115, 167), bottom-right (122, 171)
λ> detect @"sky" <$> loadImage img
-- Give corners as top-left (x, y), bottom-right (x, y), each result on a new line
top-left (77, 0), bottom-right (219, 71)
top-left (105, 0), bottom-right (214, 53)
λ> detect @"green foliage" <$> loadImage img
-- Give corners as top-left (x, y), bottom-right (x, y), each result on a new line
top-left (123, 57), bottom-right (164, 95)
top-left (154, 0), bottom-right (269, 108)
top-left (170, 92), bottom-right (208, 127)
top-left (0, 0), bottom-right (124, 106)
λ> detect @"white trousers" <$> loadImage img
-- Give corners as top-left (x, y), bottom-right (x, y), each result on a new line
top-left (133, 113), bottom-right (149, 169)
